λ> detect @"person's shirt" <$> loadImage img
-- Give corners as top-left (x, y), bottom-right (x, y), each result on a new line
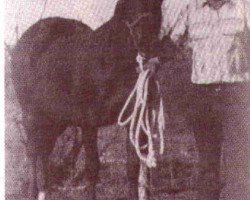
top-left (160, 0), bottom-right (250, 84)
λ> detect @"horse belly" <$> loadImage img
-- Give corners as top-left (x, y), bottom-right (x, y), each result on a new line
top-left (31, 78), bottom-right (94, 123)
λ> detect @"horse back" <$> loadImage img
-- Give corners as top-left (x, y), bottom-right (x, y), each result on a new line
top-left (11, 17), bottom-right (92, 120)
top-left (11, 16), bottom-right (138, 126)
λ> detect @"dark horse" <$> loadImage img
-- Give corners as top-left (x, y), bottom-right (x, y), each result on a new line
top-left (10, 0), bottom-right (176, 199)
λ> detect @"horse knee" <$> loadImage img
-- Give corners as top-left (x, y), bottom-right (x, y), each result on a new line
top-left (85, 157), bottom-right (100, 183)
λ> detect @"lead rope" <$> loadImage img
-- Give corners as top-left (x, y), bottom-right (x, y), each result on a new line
top-left (118, 54), bottom-right (165, 168)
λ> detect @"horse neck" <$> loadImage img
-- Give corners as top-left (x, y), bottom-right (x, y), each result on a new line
top-left (95, 17), bottom-right (138, 77)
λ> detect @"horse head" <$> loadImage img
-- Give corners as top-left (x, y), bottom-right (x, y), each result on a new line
top-left (114, 0), bottom-right (163, 60)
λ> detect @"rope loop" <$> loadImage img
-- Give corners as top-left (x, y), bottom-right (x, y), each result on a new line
top-left (118, 54), bottom-right (165, 168)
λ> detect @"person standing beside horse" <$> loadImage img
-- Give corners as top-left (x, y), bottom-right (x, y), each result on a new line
top-left (155, 0), bottom-right (250, 199)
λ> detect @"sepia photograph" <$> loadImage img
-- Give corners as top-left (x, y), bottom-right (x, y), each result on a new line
top-left (4, 0), bottom-right (250, 199)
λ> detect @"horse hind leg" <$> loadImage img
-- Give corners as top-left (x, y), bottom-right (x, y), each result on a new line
top-left (37, 123), bottom-right (67, 199)
top-left (22, 119), bottom-right (40, 200)
top-left (24, 117), bottom-right (66, 200)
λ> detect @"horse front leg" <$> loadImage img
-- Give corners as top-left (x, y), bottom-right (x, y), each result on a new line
top-left (23, 121), bottom-right (39, 200)
top-left (127, 132), bottom-right (151, 200)
top-left (126, 135), bottom-right (141, 200)
top-left (82, 127), bottom-right (100, 200)
top-left (138, 162), bottom-right (149, 200)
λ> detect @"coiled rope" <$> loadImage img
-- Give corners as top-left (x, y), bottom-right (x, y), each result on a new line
top-left (118, 54), bottom-right (165, 168)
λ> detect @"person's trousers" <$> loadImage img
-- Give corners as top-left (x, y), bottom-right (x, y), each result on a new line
top-left (186, 83), bottom-right (250, 200)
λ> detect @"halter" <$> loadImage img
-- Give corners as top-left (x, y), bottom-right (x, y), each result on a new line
top-left (124, 12), bottom-right (151, 56)
top-left (125, 12), bottom-right (151, 29)
top-left (118, 11), bottom-right (165, 169)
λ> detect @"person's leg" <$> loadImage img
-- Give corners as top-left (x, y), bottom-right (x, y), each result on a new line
top-left (220, 84), bottom-right (250, 200)
top-left (193, 115), bottom-right (223, 200)
top-left (188, 85), bottom-right (223, 200)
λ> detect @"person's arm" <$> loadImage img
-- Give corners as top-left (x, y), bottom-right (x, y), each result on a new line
top-left (157, 0), bottom-right (190, 63)
top-left (144, 0), bottom-right (190, 73)
top-left (159, 0), bottom-right (189, 41)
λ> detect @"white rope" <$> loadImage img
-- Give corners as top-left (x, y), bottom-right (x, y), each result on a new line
top-left (118, 54), bottom-right (165, 168)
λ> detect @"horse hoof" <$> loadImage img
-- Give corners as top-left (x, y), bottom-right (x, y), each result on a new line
top-left (85, 185), bottom-right (96, 200)
top-left (38, 191), bottom-right (46, 200)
